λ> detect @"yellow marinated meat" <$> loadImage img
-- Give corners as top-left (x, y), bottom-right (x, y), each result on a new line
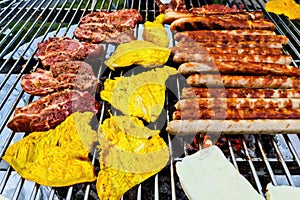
top-left (98, 115), bottom-right (169, 172)
top-left (97, 163), bottom-right (161, 200)
top-left (2, 112), bottom-right (97, 187)
top-left (143, 14), bottom-right (169, 47)
top-left (100, 66), bottom-right (177, 122)
top-left (96, 115), bottom-right (169, 200)
top-left (104, 40), bottom-right (171, 70)
top-left (265, 0), bottom-right (300, 20)
top-left (106, 115), bottom-right (160, 138)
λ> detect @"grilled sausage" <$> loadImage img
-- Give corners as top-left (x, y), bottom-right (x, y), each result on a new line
top-left (170, 16), bottom-right (276, 31)
top-left (178, 62), bottom-right (300, 76)
top-left (167, 119), bottom-right (300, 135)
top-left (181, 88), bottom-right (300, 99)
top-left (175, 34), bottom-right (288, 45)
top-left (175, 98), bottom-right (300, 110)
top-left (164, 11), bottom-right (264, 24)
top-left (186, 74), bottom-right (300, 89)
top-left (173, 53), bottom-right (292, 65)
top-left (173, 108), bottom-right (300, 120)
top-left (175, 30), bottom-right (276, 38)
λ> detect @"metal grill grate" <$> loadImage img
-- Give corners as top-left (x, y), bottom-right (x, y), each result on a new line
top-left (0, 0), bottom-right (300, 199)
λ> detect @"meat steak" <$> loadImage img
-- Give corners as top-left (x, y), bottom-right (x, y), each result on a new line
top-left (7, 89), bottom-right (100, 132)
top-left (74, 9), bottom-right (142, 43)
top-left (36, 37), bottom-right (103, 66)
top-left (21, 61), bottom-right (99, 96)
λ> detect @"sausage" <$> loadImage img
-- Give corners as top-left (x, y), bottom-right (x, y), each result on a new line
top-left (173, 53), bottom-right (292, 65)
top-left (175, 98), bottom-right (300, 110)
top-left (173, 108), bottom-right (300, 120)
top-left (164, 11), bottom-right (264, 24)
top-left (178, 62), bottom-right (300, 76)
top-left (186, 74), bottom-right (300, 89)
top-left (174, 34), bottom-right (289, 45)
top-left (181, 88), bottom-right (300, 99)
top-left (167, 119), bottom-right (300, 135)
top-left (170, 16), bottom-right (276, 31)
top-left (174, 30), bottom-right (276, 38)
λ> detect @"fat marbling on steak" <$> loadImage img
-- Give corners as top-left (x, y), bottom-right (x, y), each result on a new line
top-left (74, 9), bottom-right (143, 43)
top-left (35, 37), bottom-right (103, 66)
top-left (21, 61), bottom-right (99, 96)
top-left (7, 89), bottom-right (100, 133)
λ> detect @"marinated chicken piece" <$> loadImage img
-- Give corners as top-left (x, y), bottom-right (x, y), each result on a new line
top-left (97, 115), bottom-right (169, 200)
top-left (104, 40), bottom-right (171, 70)
top-left (143, 14), bottom-right (169, 47)
top-left (3, 112), bottom-right (97, 187)
top-left (100, 66), bottom-right (177, 122)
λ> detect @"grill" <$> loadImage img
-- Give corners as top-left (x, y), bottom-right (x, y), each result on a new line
top-left (1, 0), bottom-right (300, 199)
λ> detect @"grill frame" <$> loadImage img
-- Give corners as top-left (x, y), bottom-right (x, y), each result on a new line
top-left (0, 0), bottom-right (300, 199)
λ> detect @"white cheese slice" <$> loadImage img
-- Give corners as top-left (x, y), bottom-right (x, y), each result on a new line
top-left (176, 145), bottom-right (264, 200)
top-left (267, 183), bottom-right (300, 200)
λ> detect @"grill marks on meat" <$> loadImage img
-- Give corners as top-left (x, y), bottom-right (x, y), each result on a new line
top-left (21, 61), bottom-right (99, 96)
top-left (167, 119), bottom-right (300, 135)
top-left (189, 4), bottom-right (243, 15)
top-left (172, 40), bottom-right (283, 55)
top-left (178, 62), bottom-right (300, 77)
top-left (173, 108), bottom-right (300, 120)
top-left (7, 90), bottom-right (100, 132)
top-left (175, 98), bottom-right (300, 110)
top-left (164, 11), bottom-right (264, 24)
top-left (170, 16), bottom-right (276, 31)
top-left (171, 40), bottom-right (290, 64)
top-left (155, 0), bottom-right (186, 13)
top-left (36, 37), bottom-right (103, 66)
top-left (175, 34), bottom-right (289, 47)
top-left (175, 30), bottom-right (276, 37)
top-left (181, 88), bottom-right (300, 99)
top-left (74, 9), bottom-right (142, 43)
top-left (80, 9), bottom-right (142, 27)
top-left (173, 53), bottom-right (292, 65)
top-left (187, 74), bottom-right (300, 89)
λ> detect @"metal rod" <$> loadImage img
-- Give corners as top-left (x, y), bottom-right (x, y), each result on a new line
top-left (154, 174), bottom-right (159, 200)
top-left (0, 0), bottom-right (33, 35)
top-left (29, 184), bottom-right (40, 200)
top-left (0, 0), bottom-right (43, 55)
top-left (11, 177), bottom-right (24, 200)
top-left (227, 138), bottom-right (239, 169)
top-left (255, 135), bottom-right (278, 186)
top-left (0, 0), bottom-right (23, 27)
top-left (241, 137), bottom-right (263, 195)
top-left (271, 135), bottom-right (296, 186)
top-left (285, 134), bottom-right (300, 168)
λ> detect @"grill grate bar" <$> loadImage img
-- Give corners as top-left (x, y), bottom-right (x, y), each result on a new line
top-left (0, 0), bottom-right (24, 27)
top-left (11, 177), bottom-right (24, 200)
top-left (29, 184), bottom-right (40, 200)
top-left (48, 188), bottom-right (56, 200)
top-left (272, 136), bottom-right (296, 186)
top-left (256, 135), bottom-right (278, 186)
top-left (0, 166), bottom-right (12, 193)
top-left (227, 138), bottom-right (239, 169)
top-left (0, 0), bottom-right (33, 35)
top-left (241, 137), bottom-right (263, 195)
top-left (0, 0), bottom-right (44, 57)
top-left (285, 135), bottom-right (300, 168)
top-left (154, 174), bottom-right (159, 200)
